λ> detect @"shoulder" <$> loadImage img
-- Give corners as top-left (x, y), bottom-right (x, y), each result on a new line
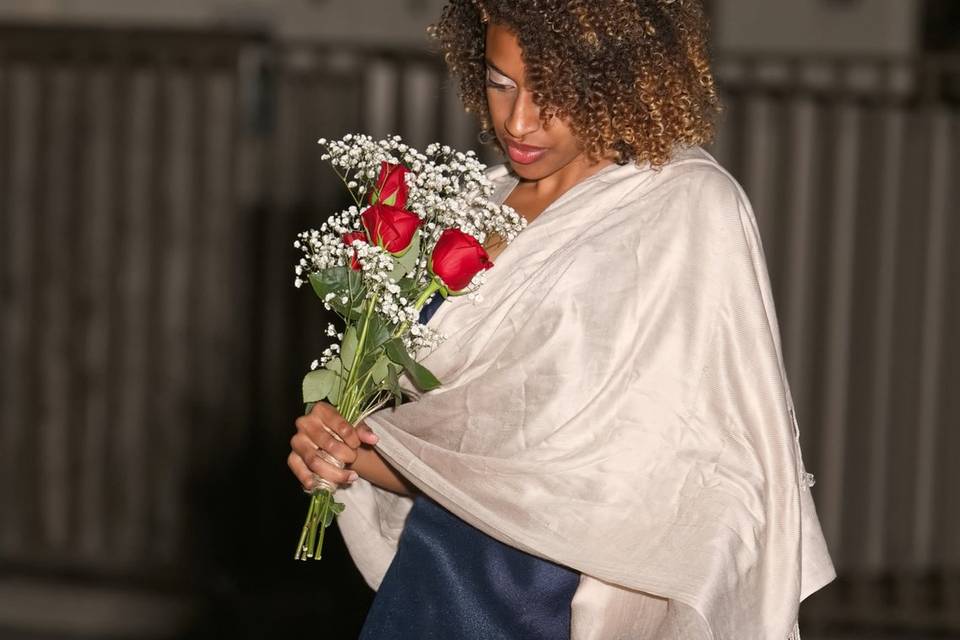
top-left (585, 148), bottom-right (764, 290)
top-left (638, 147), bottom-right (758, 248)
top-left (652, 147), bottom-right (748, 213)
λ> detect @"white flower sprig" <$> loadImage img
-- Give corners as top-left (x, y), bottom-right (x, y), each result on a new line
top-left (293, 134), bottom-right (525, 562)
top-left (296, 134), bottom-right (524, 352)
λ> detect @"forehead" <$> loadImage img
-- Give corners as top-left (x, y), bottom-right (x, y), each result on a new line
top-left (484, 23), bottom-right (525, 74)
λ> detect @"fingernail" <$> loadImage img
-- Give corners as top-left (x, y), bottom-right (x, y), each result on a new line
top-left (347, 471), bottom-right (359, 482)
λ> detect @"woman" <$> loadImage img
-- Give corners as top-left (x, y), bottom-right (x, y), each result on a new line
top-left (288, 1), bottom-right (835, 638)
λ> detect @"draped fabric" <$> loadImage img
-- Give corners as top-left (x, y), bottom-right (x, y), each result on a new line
top-left (336, 146), bottom-right (836, 639)
top-left (357, 292), bottom-right (580, 640)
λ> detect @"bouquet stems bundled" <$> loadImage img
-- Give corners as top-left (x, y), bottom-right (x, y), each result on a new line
top-left (292, 135), bottom-right (524, 560)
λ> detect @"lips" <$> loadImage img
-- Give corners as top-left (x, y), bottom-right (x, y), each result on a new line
top-left (505, 140), bottom-right (547, 165)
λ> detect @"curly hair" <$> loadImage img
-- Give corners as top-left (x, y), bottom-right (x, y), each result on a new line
top-left (429, 0), bottom-right (721, 168)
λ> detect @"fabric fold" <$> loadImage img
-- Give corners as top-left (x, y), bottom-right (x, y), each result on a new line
top-left (335, 147), bottom-right (835, 639)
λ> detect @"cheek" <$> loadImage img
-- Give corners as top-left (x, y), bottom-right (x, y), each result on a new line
top-left (484, 90), bottom-right (494, 115)
top-left (485, 91), bottom-right (506, 125)
top-left (550, 121), bottom-right (580, 151)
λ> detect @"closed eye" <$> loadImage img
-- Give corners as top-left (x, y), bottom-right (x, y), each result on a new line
top-left (485, 67), bottom-right (516, 90)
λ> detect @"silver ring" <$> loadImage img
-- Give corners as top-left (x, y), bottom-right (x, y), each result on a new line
top-left (305, 472), bottom-right (337, 494)
top-left (315, 448), bottom-right (345, 470)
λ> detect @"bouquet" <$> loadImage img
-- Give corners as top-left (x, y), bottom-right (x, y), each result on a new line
top-left (293, 134), bottom-right (525, 560)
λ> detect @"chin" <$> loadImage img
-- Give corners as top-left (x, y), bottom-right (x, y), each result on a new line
top-left (507, 158), bottom-right (551, 181)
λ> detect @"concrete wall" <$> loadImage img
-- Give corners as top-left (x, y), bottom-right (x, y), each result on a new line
top-left (713, 0), bottom-right (921, 55)
top-left (0, 0), bottom-right (924, 55)
top-left (0, 0), bottom-right (448, 46)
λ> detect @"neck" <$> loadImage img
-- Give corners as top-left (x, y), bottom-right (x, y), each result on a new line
top-left (519, 154), bottom-right (615, 202)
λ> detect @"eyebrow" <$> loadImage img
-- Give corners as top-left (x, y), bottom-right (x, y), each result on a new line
top-left (483, 58), bottom-right (515, 82)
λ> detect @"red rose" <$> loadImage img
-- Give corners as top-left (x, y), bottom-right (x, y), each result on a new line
top-left (368, 161), bottom-right (409, 209)
top-left (429, 228), bottom-right (493, 292)
top-left (342, 231), bottom-right (367, 270)
top-left (361, 204), bottom-right (421, 255)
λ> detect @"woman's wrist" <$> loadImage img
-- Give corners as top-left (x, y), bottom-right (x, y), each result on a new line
top-left (351, 446), bottom-right (417, 496)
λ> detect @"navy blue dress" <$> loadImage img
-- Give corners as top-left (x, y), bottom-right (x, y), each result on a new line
top-left (358, 294), bottom-right (580, 639)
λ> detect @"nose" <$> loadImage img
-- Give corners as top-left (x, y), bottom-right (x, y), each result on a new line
top-left (503, 89), bottom-right (541, 139)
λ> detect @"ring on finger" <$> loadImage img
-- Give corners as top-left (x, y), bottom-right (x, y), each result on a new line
top-left (305, 472), bottom-right (337, 494)
top-left (314, 447), bottom-right (345, 470)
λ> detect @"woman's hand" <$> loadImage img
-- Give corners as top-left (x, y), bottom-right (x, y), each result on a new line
top-left (288, 402), bottom-right (379, 492)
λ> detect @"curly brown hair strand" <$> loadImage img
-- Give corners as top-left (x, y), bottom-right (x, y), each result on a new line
top-left (429, 0), bottom-right (721, 168)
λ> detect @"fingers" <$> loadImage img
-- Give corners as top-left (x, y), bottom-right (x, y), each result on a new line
top-left (356, 420), bottom-right (380, 446)
top-left (287, 451), bottom-right (356, 491)
top-left (287, 445), bottom-right (358, 490)
top-left (287, 451), bottom-right (317, 491)
top-left (290, 429), bottom-right (357, 470)
top-left (294, 423), bottom-right (360, 469)
top-left (309, 403), bottom-right (362, 450)
top-left (288, 402), bottom-right (377, 491)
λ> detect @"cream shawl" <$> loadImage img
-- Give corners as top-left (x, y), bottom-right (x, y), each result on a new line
top-left (336, 146), bottom-right (836, 639)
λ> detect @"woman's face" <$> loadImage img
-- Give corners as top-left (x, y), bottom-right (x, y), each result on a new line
top-left (484, 23), bottom-right (591, 182)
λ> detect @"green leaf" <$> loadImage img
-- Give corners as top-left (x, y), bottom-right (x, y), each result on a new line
top-left (308, 268), bottom-right (346, 300)
top-left (384, 338), bottom-right (441, 391)
top-left (324, 356), bottom-right (347, 373)
top-left (302, 369), bottom-right (337, 404)
top-left (385, 363), bottom-right (400, 390)
top-left (309, 268), bottom-right (366, 320)
top-left (340, 326), bottom-right (359, 369)
top-left (397, 275), bottom-right (420, 296)
top-left (386, 364), bottom-right (402, 407)
top-left (327, 377), bottom-right (341, 406)
top-left (322, 508), bottom-right (336, 527)
top-left (365, 315), bottom-right (393, 350)
top-left (388, 231), bottom-right (421, 281)
top-left (369, 354), bottom-right (390, 384)
top-left (330, 501), bottom-right (345, 516)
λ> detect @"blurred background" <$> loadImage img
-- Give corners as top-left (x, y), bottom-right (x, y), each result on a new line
top-left (0, 0), bottom-right (957, 638)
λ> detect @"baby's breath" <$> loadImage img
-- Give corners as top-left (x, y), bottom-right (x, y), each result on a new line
top-left (295, 134), bottom-right (524, 562)
top-left (299, 134), bottom-right (525, 377)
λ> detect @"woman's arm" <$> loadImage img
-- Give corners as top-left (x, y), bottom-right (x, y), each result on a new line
top-left (287, 402), bottom-right (415, 496)
top-left (351, 446), bottom-right (416, 496)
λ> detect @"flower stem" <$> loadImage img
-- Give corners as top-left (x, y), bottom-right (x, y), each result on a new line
top-left (391, 279), bottom-right (442, 340)
top-left (294, 494), bottom-right (314, 560)
top-left (332, 166), bottom-right (362, 208)
top-left (414, 279), bottom-right (442, 310)
top-left (315, 495), bottom-right (328, 560)
top-left (340, 294), bottom-right (379, 422)
top-left (295, 275), bottom-right (441, 562)
top-left (295, 292), bottom-right (384, 561)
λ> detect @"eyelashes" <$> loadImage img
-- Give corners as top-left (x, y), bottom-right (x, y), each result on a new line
top-left (485, 68), bottom-right (515, 90)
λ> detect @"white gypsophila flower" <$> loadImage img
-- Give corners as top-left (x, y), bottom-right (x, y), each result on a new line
top-left (404, 322), bottom-right (445, 355)
top-left (298, 134), bottom-right (526, 340)
top-left (312, 133), bottom-right (524, 247)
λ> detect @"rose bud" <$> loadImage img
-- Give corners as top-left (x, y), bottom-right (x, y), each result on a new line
top-left (368, 161), bottom-right (410, 209)
top-left (429, 228), bottom-right (494, 292)
top-left (361, 204), bottom-right (421, 255)
top-left (342, 231), bottom-right (367, 270)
